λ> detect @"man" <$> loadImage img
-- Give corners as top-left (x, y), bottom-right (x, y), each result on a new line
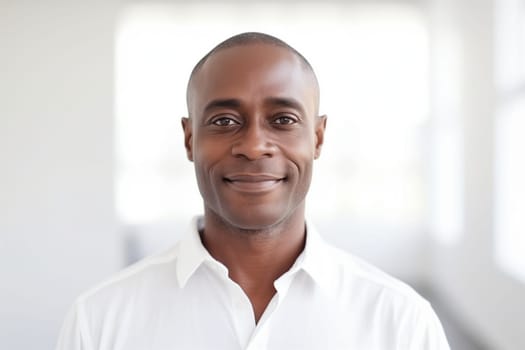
top-left (57, 32), bottom-right (450, 349)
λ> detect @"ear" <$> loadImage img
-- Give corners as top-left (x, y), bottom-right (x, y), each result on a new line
top-left (181, 117), bottom-right (193, 161)
top-left (314, 115), bottom-right (327, 159)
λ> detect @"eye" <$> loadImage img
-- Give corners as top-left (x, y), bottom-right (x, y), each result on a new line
top-left (273, 115), bottom-right (298, 125)
top-left (211, 116), bottom-right (240, 127)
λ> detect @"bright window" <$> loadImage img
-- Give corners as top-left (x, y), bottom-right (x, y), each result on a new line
top-left (115, 3), bottom-right (429, 229)
top-left (428, 8), bottom-right (465, 245)
top-left (494, 0), bottom-right (525, 281)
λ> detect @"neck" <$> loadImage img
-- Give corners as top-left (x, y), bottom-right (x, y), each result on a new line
top-left (200, 208), bottom-right (306, 322)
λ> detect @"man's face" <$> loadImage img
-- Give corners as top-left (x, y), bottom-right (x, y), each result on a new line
top-left (183, 43), bottom-right (326, 230)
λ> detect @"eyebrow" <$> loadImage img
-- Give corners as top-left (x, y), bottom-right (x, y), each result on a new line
top-left (202, 96), bottom-right (306, 114)
top-left (203, 99), bottom-right (241, 113)
top-left (264, 97), bottom-right (306, 115)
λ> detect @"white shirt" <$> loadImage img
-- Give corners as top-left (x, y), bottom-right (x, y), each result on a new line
top-left (56, 218), bottom-right (450, 350)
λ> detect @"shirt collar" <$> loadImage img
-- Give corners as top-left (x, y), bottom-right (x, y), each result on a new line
top-left (175, 216), bottom-right (341, 292)
top-left (299, 220), bottom-right (341, 293)
top-left (175, 217), bottom-right (226, 287)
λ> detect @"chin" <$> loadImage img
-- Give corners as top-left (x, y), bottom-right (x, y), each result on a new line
top-left (221, 208), bottom-right (288, 233)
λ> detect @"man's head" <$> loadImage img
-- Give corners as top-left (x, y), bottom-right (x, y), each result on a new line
top-left (182, 32), bottom-right (326, 231)
top-left (186, 32), bottom-right (320, 114)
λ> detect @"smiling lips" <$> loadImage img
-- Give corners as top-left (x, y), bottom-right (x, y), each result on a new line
top-left (224, 174), bottom-right (286, 193)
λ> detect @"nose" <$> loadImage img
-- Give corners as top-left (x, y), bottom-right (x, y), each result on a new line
top-left (231, 122), bottom-right (276, 160)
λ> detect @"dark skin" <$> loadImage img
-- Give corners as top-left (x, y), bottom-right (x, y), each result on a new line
top-left (182, 43), bottom-right (326, 323)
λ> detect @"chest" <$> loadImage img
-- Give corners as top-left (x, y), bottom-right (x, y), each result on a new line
top-left (88, 274), bottom-right (403, 350)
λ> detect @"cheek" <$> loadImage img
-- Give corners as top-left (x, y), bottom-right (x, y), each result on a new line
top-left (284, 131), bottom-right (318, 165)
top-left (192, 147), bottom-right (220, 198)
top-left (193, 161), bottom-right (210, 199)
top-left (282, 137), bottom-right (316, 189)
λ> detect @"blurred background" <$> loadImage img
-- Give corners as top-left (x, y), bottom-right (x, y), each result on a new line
top-left (1, 0), bottom-right (524, 349)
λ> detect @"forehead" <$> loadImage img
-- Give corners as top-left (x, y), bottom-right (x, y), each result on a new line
top-left (189, 44), bottom-right (318, 116)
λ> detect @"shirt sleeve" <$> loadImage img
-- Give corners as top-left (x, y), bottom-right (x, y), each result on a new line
top-left (56, 301), bottom-right (93, 350)
top-left (409, 301), bottom-right (451, 350)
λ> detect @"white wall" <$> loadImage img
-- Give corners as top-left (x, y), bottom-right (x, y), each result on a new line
top-left (0, 1), bottom-right (121, 349)
top-left (427, 0), bottom-right (525, 349)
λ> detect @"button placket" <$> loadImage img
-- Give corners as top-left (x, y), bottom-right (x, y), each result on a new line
top-left (227, 281), bottom-right (256, 349)
top-left (244, 294), bottom-right (279, 350)
top-left (246, 271), bottom-right (299, 350)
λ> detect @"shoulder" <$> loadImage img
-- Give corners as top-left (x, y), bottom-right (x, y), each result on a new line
top-left (322, 243), bottom-right (429, 310)
top-left (305, 221), bottom-right (427, 308)
top-left (76, 243), bottom-right (182, 308)
top-left (321, 244), bottom-right (449, 346)
top-left (56, 243), bottom-right (188, 350)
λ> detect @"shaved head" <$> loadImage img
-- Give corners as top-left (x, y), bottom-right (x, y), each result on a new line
top-left (186, 32), bottom-right (320, 116)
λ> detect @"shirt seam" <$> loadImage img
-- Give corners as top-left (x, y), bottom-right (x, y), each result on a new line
top-left (79, 248), bottom-right (179, 300)
top-left (77, 300), bottom-right (95, 350)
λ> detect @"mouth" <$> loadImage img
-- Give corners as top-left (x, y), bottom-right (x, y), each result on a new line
top-left (223, 174), bottom-right (287, 193)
